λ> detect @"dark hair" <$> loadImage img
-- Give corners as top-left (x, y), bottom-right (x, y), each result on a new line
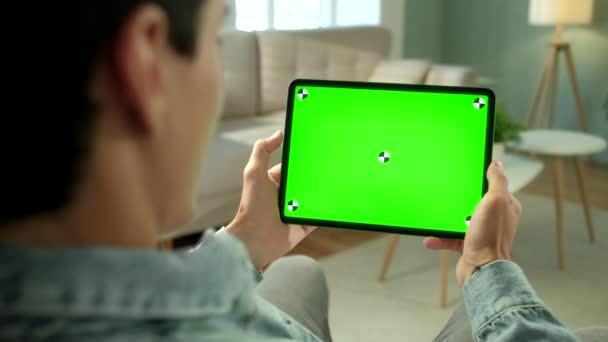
top-left (0, 0), bottom-right (205, 224)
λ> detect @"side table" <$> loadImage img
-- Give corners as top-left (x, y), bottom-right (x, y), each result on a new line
top-left (507, 129), bottom-right (607, 271)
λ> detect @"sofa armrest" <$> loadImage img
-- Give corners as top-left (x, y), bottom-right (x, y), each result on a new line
top-left (425, 65), bottom-right (478, 87)
top-left (368, 59), bottom-right (432, 84)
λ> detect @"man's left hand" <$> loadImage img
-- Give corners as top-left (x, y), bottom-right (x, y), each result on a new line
top-left (226, 131), bottom-right (316, 269)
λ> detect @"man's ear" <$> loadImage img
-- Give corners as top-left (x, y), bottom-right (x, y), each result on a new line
top-left (111, 4), bottom-right (169, 136)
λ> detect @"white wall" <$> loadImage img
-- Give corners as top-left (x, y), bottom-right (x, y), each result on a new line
top-left (381, 0), bottom-right (406, 58)
top-left (402, 0), bottom-right (442, 60)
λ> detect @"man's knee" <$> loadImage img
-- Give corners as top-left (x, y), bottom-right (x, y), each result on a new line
top-left (273, 255), bottom-right (324, 276)
top-left (270, 255), bottom-right (328, 291)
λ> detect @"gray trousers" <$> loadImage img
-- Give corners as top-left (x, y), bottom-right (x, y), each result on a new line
top-left (258, 256), bottom-right (607, 342)
top-left (257, 255), bottom-right (332, 342)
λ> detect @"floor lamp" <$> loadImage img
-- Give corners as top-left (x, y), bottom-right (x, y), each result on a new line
top-left (526, 0), bottom-right (594, 131)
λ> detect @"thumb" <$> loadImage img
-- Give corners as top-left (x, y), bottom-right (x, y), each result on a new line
top-left (246, 131), bottom-right (283, 173)
top-left (487, 160), bottom-right (508, 194)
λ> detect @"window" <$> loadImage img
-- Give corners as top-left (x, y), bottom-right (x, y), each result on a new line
top-left (235, 0), bottom-right (381, 31)
top-left (273, 0), bottom-right (330, 30)
top-left (335, 0), bottom-right (381, 26)
top-left (234, 0), bottom-right (270, 31)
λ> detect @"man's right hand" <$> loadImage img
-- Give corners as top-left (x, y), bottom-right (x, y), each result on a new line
top-left (423, 160), bottom-right (522, 286)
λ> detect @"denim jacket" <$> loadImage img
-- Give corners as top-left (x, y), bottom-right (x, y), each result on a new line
top-left (0, 230), bottom-right (578, 341)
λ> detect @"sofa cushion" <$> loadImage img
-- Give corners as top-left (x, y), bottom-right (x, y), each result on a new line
top-left (425, 65), bottom-right (478, 87)
top-left (251, 110), bottom-right (286, 126)
top-left (198, 114), bottom-right (286, 197)
top-left (197, 133), bottom-right (251, 197)
top-left (219, 31), bottom-right (260, 118)
top-left (257, 33), bottom-right (383, 114)
top-left (368, 60), bottom-right (432, 84)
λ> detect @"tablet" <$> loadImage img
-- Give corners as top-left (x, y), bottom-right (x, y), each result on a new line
top-left (279, 79), bottom-right (495, 239)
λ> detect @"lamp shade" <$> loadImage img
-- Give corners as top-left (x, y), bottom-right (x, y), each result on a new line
top-left (529, 0), bottom-right (594, 25)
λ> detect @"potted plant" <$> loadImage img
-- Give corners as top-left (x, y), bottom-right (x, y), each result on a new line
top-left (493, 103), bottom-right (524, 161)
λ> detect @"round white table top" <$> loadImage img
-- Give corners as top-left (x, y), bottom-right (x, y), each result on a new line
top-left (507, 129), bottom-right (607, 156)
top-left (502, 154), bottom-right (543, 193)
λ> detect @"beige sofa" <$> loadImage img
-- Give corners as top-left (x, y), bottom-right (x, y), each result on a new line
top-left (161, 26), bottom-right (478, 240)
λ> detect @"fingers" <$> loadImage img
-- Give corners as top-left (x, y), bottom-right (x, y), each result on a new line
top-left (423, 237), bottom-right (463, 252)
top-left (485, 161), bottom-right (522, 216)
top-left (244, 131), bottom-right (283, 180)
top-left (299, 225), bottom-right (317, 235)
top-left (487, 160), bottom-right (509, 194)
top-left (510, 193), bottom-right (523, 216)
top-left (301, 225), bottom-right (317, 232)
top-left (251, 131), bottom-right (283, 167)
top-left (267, 163), bottom-right (282, 186)
top-left (287, 225), bottom-right (317, 247)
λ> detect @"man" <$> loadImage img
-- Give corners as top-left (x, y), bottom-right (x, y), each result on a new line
top-left (0, 0), bottom-right (603, 341)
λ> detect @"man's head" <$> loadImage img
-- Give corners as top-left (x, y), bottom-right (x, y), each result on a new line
top-left (1, 0), bottom-right (226, 244)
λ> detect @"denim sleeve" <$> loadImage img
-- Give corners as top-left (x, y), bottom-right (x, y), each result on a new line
top-left (215, 228), bottom-right (264, 283)
top-left (464, 260), bottom-right (579, 342)
top-left (190, 228), bottom-right (264, 283)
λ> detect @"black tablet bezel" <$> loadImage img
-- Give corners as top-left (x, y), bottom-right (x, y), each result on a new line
top-left (278, 79), bottom-right (496, 239)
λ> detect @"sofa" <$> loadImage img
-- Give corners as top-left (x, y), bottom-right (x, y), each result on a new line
top-left (160, 26), bottom-right (479, 241)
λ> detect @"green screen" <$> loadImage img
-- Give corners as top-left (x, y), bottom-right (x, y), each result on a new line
top-left (280, 80), bottom-right (494, 236)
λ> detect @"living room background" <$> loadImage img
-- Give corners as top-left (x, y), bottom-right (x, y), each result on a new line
top-left (175, 3), bottom-right (608, 338)
top-left (404, 0), bottom-right (608, 164)
top-left (225, 0), bottom-right (607, 164)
